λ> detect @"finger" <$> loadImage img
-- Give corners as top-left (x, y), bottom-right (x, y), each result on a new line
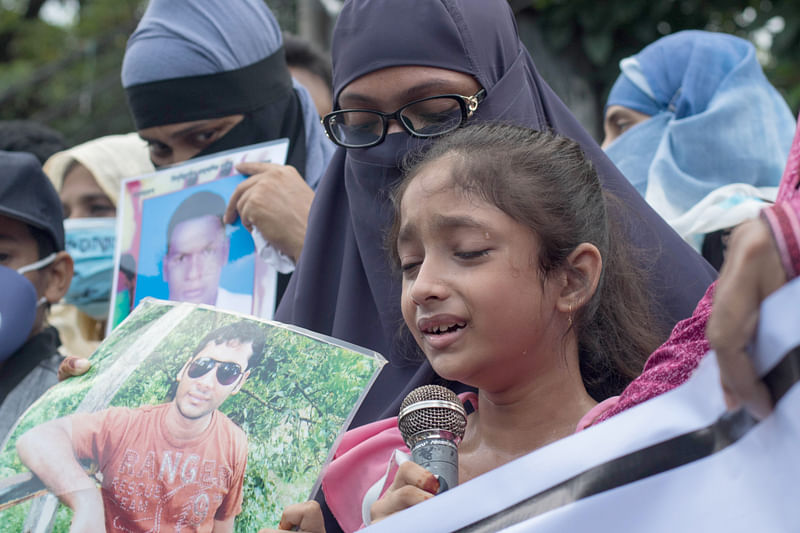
top-left (236, 161), bottom-right (278, 176)
top-left (716, 342), bottom-right (774, 419)
top-left (58, 356), bottom-right (91, 382)
top-left (389, 461), bottom-right (439, 494)
top-left (278, 501), bottom-right (324, 532)
top-left (224, 179), bottom-right (257, 224)
top-left (370, 484), bottom-right (434, 523)
top-left (236, 189), bottom-right (258, 231)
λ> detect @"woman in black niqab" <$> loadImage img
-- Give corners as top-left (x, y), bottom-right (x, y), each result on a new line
top-left (276, 0), bottom-right (716, 430)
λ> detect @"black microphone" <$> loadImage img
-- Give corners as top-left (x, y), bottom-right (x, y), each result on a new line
top-left (397, 385), bottom-right (467, 493)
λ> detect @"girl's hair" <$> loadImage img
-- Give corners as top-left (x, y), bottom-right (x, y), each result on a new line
top-left (388, 122), bottom-right (666, 400)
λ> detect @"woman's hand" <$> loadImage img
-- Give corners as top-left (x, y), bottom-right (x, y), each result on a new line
top-left (707, 218), bottom-right (786, 419)
top-left (258, 501), bottom-right (325, 533)
top-left (57, 356), bottom-right (91, 382)
top-left (224, 162), bottom-right (314, 263)
top-left (369, 461), bottom-right (439, 524)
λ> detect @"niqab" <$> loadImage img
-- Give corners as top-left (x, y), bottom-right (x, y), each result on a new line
top-left (121, 0), bottom-right (334, 188)
top-left (277, 0), bottom-right (717, 428)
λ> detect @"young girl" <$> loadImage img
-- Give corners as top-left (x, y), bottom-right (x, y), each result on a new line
top-left (260, 122), bottom-right (665, 533)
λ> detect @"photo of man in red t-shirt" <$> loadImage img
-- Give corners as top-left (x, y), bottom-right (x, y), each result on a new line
top-left (17, 321), bottom-right (266, 533)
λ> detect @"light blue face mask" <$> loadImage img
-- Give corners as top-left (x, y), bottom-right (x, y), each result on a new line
top-left (0, 254), bottom-right (55, 363)
top-left (64, 217), bottom-right (117, 320)
top-left (603, 112), bottom-right (671, 197)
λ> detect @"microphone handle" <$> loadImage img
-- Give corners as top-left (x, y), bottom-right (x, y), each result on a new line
top-left (410, 437), bottom-right (459, 493)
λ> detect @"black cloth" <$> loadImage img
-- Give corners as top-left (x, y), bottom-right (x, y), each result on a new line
top-left (277, 0), bottom-right (717, 432)
top-left (0, 326), bottom-right (61, 405)
top-left (0, 151), bottom-right (65, 251)
top-left (126, 50), bottom-right (310, 307)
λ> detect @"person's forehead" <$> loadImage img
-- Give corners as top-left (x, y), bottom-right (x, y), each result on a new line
top-left (169, 215), bottom-right (224, 247)
top-left (338, 65), bottom-right (480, 107)
top-left (61, 163), bottom-right (102, 194)
top-left (195, 339), bottom-right (253, 366)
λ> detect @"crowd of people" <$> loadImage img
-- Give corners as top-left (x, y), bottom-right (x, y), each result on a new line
top-left (1, 0), bottom-right (798, 532)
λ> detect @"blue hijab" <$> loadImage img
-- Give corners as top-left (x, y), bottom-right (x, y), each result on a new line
top-left (605, 30), bottom-right (794, 245)
top-left (121, 0), bottom-right (334, 188)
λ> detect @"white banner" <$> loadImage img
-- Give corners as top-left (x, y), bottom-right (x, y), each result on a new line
top-left (364, 277), bottom-right (800, 532)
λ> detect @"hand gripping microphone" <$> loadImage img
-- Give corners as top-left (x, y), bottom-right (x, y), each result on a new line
top-left (397, 385), bottom-right (467, 493)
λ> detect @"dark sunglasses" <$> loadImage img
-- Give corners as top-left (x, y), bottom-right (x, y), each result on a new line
top-left (186, 357), bottom-right (244, 386)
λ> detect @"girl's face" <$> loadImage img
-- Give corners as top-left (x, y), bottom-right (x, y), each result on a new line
top-left (397, 157), bottom-right (566, 392)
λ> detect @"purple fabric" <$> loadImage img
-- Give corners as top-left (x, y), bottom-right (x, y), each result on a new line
top-left (276, 0), bottom-right (717, 429)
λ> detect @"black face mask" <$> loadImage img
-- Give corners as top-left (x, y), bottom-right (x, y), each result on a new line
top-left (128, 49), bottom-right (308, 176)
top-left (193, 94), bottom-right (308, 177)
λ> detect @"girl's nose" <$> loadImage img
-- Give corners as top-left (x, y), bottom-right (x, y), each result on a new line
top-left (409, 260), bottom-right (449, 305)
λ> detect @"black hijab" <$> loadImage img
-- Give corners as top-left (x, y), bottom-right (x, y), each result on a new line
top-left (277, 0), bottom-right (716, 428)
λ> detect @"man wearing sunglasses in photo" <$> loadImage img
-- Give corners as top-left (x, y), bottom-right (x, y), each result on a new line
top-left (17, 321), bottom-right (266, 533)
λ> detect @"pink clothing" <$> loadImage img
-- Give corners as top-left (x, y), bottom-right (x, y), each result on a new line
top-left (323, 392), bottom-right (620, 532)
top-left (763, 116), bottom-right (800, 280)
top-left (595, 282), bottom-right (715, 423)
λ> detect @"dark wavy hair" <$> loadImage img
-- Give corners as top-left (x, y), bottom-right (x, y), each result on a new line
top-left (388, 122), bottom-right (666, 400)
top-left (190, 321), bottom-right (268, 371)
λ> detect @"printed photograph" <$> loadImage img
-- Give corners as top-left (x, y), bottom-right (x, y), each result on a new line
top-left (0, 299), bottom-right (384, 532)
top-left (135, 178), bottom-right (256, 315)
top-left (109, 139), bottom-right (290, 331)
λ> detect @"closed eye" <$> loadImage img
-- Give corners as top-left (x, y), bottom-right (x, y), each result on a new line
top-left (400, 261), bottom-right (421, 273)
top-left (455, 249), bottom-right (490, 260)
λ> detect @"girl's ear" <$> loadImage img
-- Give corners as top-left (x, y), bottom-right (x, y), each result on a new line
top-left (556, 242), bottom-right (602, 314)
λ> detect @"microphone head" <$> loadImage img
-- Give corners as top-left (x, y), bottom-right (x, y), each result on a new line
top-left (398, 385), bottom-right (467, 447)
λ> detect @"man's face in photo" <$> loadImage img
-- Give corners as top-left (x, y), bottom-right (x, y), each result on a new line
top-left (174, 337), bottom-right (253, 420)
top-left (163, 215), bottom-right (229, 305)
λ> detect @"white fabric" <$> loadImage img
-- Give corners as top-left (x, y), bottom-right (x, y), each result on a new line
top-left (362, 277), bottom-right (800, 532)
top-left (669, 184), bottom-right (778, 251)
top-left (214, 287), bottom-right (253, 316)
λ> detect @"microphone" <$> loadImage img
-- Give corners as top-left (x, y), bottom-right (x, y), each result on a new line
top-left (397, 385), bottom-right (467, 493)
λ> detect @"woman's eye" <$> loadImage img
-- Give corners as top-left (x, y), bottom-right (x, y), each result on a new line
top-left (193, 130), bottom-right (218, 144)
top-left (90, 203), bottom-right (116, 217)
top-left (147, 140), bottom-right (171, 157)
top-left (614, 119), bottom-right (633, 134)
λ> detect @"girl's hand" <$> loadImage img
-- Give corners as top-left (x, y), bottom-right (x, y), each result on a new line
top-left (369, 461), bottom-right (439, 524)
top-left (258, 501), bottom-right (325, 533)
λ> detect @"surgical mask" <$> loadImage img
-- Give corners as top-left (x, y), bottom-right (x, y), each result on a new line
top-left (64, 218), bottom-right (116, 320)
top-left (603, 112), bottom-right (671, 197)
top-left (0, 254), bottom-right (55, 363)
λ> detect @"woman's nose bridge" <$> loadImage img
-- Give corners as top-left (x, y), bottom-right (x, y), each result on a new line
top-left (386, 116), bottom-right (405, 134)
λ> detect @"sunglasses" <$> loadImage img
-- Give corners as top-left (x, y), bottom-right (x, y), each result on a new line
top-left (186, 357), bottom-right (244, 386)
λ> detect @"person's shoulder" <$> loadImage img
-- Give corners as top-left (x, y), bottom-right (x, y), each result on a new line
top-left (214, 411), bottom-right (248, 457)
top-left (213, 409), bottom-right (245, 434)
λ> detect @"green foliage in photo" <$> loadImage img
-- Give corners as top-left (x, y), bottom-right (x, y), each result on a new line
top-left (0, 300), bottom-right (383, 532)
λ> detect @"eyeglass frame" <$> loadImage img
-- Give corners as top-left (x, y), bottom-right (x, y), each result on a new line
top-left (186, 356), bottom-right (246, 386)
top-left (322, 88), bottom-right (487, 149)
